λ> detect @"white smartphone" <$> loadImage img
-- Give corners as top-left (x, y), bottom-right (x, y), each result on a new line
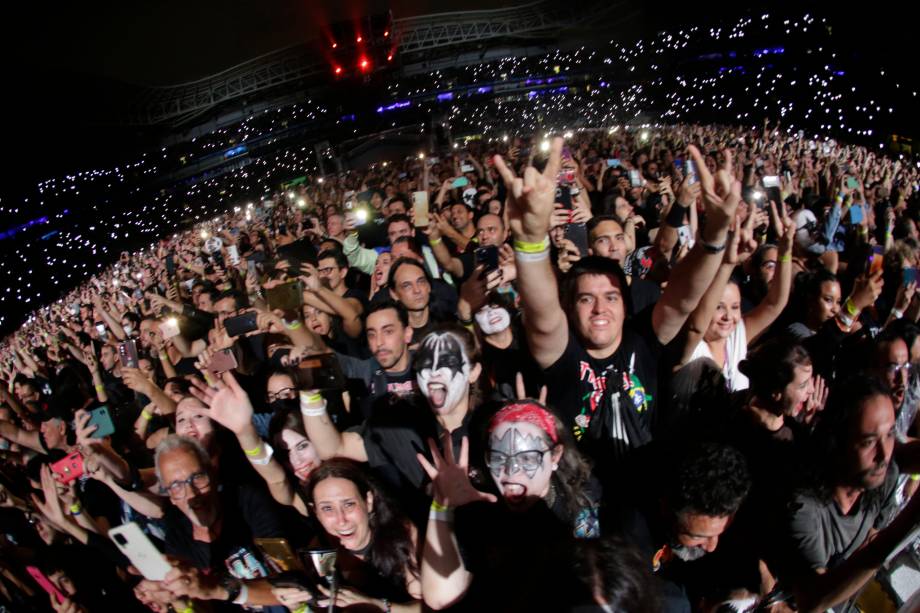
top-left (158, 318), bottom-right (181, 339)
top-left (227, 245), bottom-right (240, 266)
top-left (412, 191), bottom-right (430, 227)
top-left (762, 175), bottom-right (780, 188)
top-left (109, 522), bottom-right (172, 581)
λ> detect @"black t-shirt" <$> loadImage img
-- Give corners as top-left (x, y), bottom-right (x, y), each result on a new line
top-left (543, 307), bottom-right (662, 463)
top-left (163, 483), bottom-right (285, 575)
top-left (629, 277), bottom-right (662, 314)
top-left (479, 325), bottom-right (541, 401)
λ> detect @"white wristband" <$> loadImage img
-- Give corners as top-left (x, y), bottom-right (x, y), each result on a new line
top-left (300, 391), bottom-right (328, 417)
top-left (515, 249), bottom-right (550, 263)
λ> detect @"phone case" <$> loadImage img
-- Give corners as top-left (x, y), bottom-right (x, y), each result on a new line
top-left (158, 319), bottom-right (181, 339)
top-left (224, 312), bottom-right (259, 337)
top-left (109, 522), bottom-right (172, 581)
top-left (412, 191), bottom-right (429, 227)
top-left (51, 451), bottom-right (84, 484)
top-left (266, 281), bottom-right (304, 312)
top-left (26, 566), bottom-right (66, 604)
top-left (208, 348), bottom-right (239, 373)
top-left (87, 406), bottom-right (116, 439)
top-left (295, 354), bottom-right (346, 390)
top-left (118, 341), bottom-right (139, 369)
top-left (255, 537), bottom-right (304, 572)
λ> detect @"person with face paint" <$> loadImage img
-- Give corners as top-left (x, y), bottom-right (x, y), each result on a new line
top-left (300, 326), bottom-right (483, 521)
top-left (418, 399), bottom-right (601, 611)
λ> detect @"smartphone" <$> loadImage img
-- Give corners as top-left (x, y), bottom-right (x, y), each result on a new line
top-left (629, 169), bottom-right (643, 188)
top-left (559, 168), bottom-right (576, 185)
top-left (904, 268), bottom-right (918, 286)
top-left (474, 245), bottom-right (499, 272)
top-left (607, 159), bottom-right (621, 168)
top-left (165, 253), bottom-right (176, 276)
top-left (565, 223), bottom-right (590, 257)
top-left (247, 259), bottom-right (258, 279)
top-left (51, 451), bottom-right (84, 484)
top-left (87, 406), bottom-right (115, 439)
top-left (254, 537), bottom-right (305, 573)
top-left (412, 191), bottom-right (430, 227)
top-left (224, 311), bottom-right (259, 337)
top-left (846, 177), bottom-right (860, 190)
top-left (294, 353), bottom-right (346, 391)
top-left (762, 175), bottom-right (780, 188)
top-left (158, 318), bottom-right (181, 340)
top-left (555, 185), bottom-right (573, 208)
top-left (868, 246), bottom-right (885, 274)
top-left (460, 164), bottom-right (475, 173)
top-left (247, 250), bottom-right (267, 264)
top-left (208, 348), bottom-right (238, 374)
top-left (109, 522), bottom-right (172, 581)
top-left (95, 323), bottom-right (107, 338)
top-left (227, 245), bottom-right (240, 265)
top-left (451, 177), bottom-right (470, 189)
top-left (267, 280), bottom-right (305, 312)
top-left (849, 204), bottom-right (864, 225)
top-left (26, 566), bottom-right (66, 605)
top-left (684, 160), bottom-right (698, 185)
top-left (118, 340), bottom-right (139, 369)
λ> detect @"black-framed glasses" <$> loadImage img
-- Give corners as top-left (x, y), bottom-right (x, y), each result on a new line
top-left (163, 471), bottom-right (210, 499)
top-left (485, 446), bottom-right (556, 474)
top-left (267, 387), bottom-right (297, 403)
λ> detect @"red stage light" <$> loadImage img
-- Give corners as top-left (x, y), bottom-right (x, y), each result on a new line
top-left (332, 42), bottom-right (337, 49)
top-left (356, 36), bottom-right (362, 43)
top-left (334, 66), bottom-right (343, 74)
top-left (359, 57), bottom-right (369, 70)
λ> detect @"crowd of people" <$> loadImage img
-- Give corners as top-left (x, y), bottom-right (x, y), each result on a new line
top-left (1, 122), bottom-right (919, 612)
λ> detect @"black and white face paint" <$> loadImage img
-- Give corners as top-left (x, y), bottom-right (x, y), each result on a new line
top-left (486, 421), bottom-right (555, 506)
top-left (474, 304), bottom-right (511, 336)
top-left (415, 332), bottom-right (471, 414)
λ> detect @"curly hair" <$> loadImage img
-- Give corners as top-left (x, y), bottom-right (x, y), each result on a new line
top-left (303, 459), bottom-right (418, 592)
top-left (667, 441), bottom-right (750, 518)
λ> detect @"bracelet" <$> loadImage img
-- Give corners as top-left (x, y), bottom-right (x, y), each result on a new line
top-left (431, 499), bottom-right (450, 513)
top-left (248, 443), bottom-right (274, 466)
top-left (516, 249), bottom-right (550, 263)
top-left (94, 384), bottom-right (105, 393)
top-left (300, 390), bottom-right (323, 404)
top-left (885, 231), bottom-right (893, 239)
top-left (910, 474), bottom-right (920, 482)
top-left (892, 308), bottom-right (905, 320)
top-left (234, 583), bottom-right (249, 605)
top-left (700, 239), bottom-right (727, 254)
top-left (779, 254), bottom-right (792, 263)
top-left (284, 320), bottom-right (302, 331)
top-left (429, 237), bottom-right (443, 245)
top-left (844, 298), bottom-right (859, 318)
top-left (243, 443), bottom-right (263, 457)
top-left (429, 508), bottom-right (454, 523)
top-left (69, 503), bottom-right (82, 515)
top-left (140, 409), bottom-right (153, 421)
top-left (177, 606), bottom-right (194, 613)
top-left (513, 236), bottom-right (550, 253)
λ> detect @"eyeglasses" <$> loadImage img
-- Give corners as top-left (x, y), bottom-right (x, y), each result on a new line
top-left (486, 447), bottom-right (556, 475)
top-left (163, 471), bottom-right (210, 499)
top-left (886, 362), bottom-right (912, 377)
top-left (267, 387), bottom-right (297, 403)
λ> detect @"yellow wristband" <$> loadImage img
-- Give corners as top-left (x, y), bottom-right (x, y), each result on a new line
top-left (178, 606), bottom-right (194, 613)
top-left (94, 384), bottom-right (105, 392)
top-left (140, 409), bottom-right (153, 421)
top-left (779, 254), bottom-right (792, 263)
top-left (243, 443), bottom-right (263, 457)
top-left (300, 391), bottom-right (323, 405)
top-left (69, 503), bottom-right (82, 514)
top-left (513, 236), bottom-right (550, 253)
top-left (845, 298), bottom-right (859, 317)
top-left (431, 499), bottom-right (449, 513)
top-left (429, 237), bottom-right (443, 245)
top-left (284, 320), bottom-right (302, 331)
top-left (911, 474), bottom-right (920, 482)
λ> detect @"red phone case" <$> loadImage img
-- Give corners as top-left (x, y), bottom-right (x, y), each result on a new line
top-left (27, 566), bottom-right (66, 604)
top-left (51, 451), bottom-right (84, 484)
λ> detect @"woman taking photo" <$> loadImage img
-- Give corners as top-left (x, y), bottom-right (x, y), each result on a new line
top-left (274, 459), bottom-right (422, 612)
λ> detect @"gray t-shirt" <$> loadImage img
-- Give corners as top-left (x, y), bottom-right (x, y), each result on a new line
top-left (784, 463), bottom-right (901, 573)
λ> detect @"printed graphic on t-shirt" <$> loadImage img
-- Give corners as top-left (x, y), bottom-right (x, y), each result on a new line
top-left (387, 379), bottom-right (418, 397)
top-left (573, 360), bottom-right (650, 441)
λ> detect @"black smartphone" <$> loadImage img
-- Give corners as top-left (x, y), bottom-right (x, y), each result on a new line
top-left (165, 253), bottom-right (176, 276)
top-left (224, 311), bottom-right (259, 337)
top-left (294, 354), bottom-right (346, 391)
top-left (554, 185), bottom-right (572, 208)
top-left (474, 245), bottom-right (499, 272)
top-left (565, 223), bottom-right (590, 257)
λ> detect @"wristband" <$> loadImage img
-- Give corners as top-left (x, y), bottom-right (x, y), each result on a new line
top-left (301, 391), bottom-right (323, 404)
top-left (140, 409), bottom-right (153, 421)
top-left (283, 320), bottom-right (302, 331)
top-left (243, 443), bottom-right (263, 457)
top-left (836, 312), bottom-right (854, 331)
top-left (94, 384), bottom-right (105, 393)
top-left (429, 237), bottom-right (443, 246)
top-left (885, 231), bottom-right (893, 239)
top-left (911, 474), bottom-right (920, 482)
top-left (891, 308), bottom-right (905, 320)
top-left (431, 500), bottom-right (450, 513)
top-left (248, 443), bottom-right (274, 466)
top-left (779, 254), bottom-right (792, 263)
top-left (300, 391), bottom-right (328, 417)
top-left (516, 249), bottom-right (550, 262)
top-left (700, 239), bottom-right (727, 254)
top-left (158, 352), bottom-right (169, 360)
top-left (429, 508), bottom-right (454, 523)
top-left (844, 298), bottom-right (859, 318)
top-left (178, 607), bottom-right (194, 613)
top-left (69, 503), bottom-right (82, 515)
top-left (513, 236), bottom-right (550, 253)
top-left (234, 583), bottom-right (249, 606)
top-left (858, 226), bottom-right (868, 235)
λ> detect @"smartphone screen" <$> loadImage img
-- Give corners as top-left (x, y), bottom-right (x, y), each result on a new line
top-left (412, 191), bottom-right (429, 227)
top-left (565, 223), bottom-right (590, 257)
top-left (474, 245), bottom-right (499, 272)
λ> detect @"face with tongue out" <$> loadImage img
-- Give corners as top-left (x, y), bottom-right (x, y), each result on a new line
top-left (486, 421), bottom-right (561, 510)
top-left (415, 332), bottom-right (472, 414)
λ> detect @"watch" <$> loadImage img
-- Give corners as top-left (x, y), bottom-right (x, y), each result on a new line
top-left (220, 575), bottom-right (242, 602)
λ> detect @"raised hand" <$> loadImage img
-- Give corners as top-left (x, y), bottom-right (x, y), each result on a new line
top-left (417, 435), bottom-right (497, 508)
top-left (188, 370), bottom-right (254, 436)
top-left (514, 372), bottom-right (547, 404)
top-left (494, 137), bottom-right (563, 243)
top-left (688, 145), bottom-right (740, 243)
